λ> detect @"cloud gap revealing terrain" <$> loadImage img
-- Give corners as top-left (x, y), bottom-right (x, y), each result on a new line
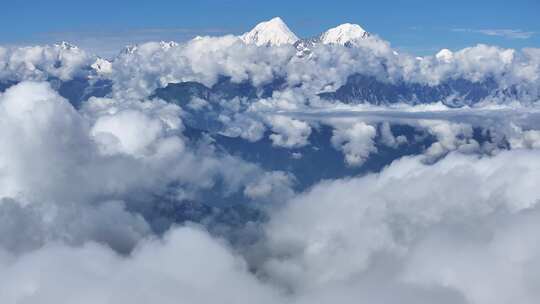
top-left (1, 16), bottom-right (540, 304)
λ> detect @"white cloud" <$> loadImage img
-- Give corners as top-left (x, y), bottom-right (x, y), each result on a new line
top-left (263, 150), bottom-right (540, 298)
top-left (418, 120), bottom-right (478, 159)
top-left (0, 226), bottom-right (281, 304)
top-left (0, 199), bottom-right (150, 254)
top-left (0, 43), bottom-right (93, 82)
top-left (111, 36), bottom-right (294, 100)
top-left (104, 36), bottom-right (540, 106)
top-left (1, 35), bottom-right (539, 108)
top-left (331, 121), bottom-right (377, 166)
top-left (1, 33), bottom-right (540, 304)
top-left (507, 123), bottom-right (540, 149)
top-left (2, 145), bottom-right (540, 303)
top-left (218, 112), bottom-right (266, 142)
top-left (380, 122), bottom-right (407, 148)
top-left (403, 207), bottom-right (540, 304)
top-left (453, 28), bottom-right (535, 39)
top-left (0, 81), bottom-right (294, 251)
top-left (91, 109), bottom-right (172, 156)
top-left (244, 171), bottom-right (295, 203)
top-left (267, 115), bottom-right (312, 148)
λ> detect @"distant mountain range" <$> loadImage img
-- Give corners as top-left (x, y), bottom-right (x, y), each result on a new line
top-left (0, 17), bottom-right (538, 109)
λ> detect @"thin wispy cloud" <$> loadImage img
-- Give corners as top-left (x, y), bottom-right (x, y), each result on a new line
top-left (453, 28), bottom-right (535, 39)
top-left (32, 27), bottom-right (231, 57)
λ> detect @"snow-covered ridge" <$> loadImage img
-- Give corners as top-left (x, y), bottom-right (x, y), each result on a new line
top-left (54, 41), bottom-right (79, 51)
top-left (240, 17), bottom-right (299, 46)
top-left (91, 58), bottom-right (113, 74)
top-left (159, 41), bottom-right (179, 50)
top-left (2, 19), bottom-right (539, 109)
top-left (319, 23), bottom-right (370, 45)
top-left (121, 44), bottom-right (139, 55)
top-left (120, 41), bottom-right (178, 55)
top-left (239, 18), bottom-right (371, 48)
top-left (292, 22), bottom-right (372, 56)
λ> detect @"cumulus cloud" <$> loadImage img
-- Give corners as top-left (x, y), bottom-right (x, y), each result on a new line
top-left (379, 121), bottom-right (407, 148)
top-left (244, 171), bottom-right (295, 203)
top-left (0, 226), bottom-right (281, 304)
top-left (261, 149), bottom-right (540, 303)
top-left (0, 81), bottom-right (294, 252)
top-left (0, 198), bottom-right (150, 254)
top-left (330, 121), bottom-right (377, 166)
top-left (267, 115), bottom-right (312, 148)
top-left (111, 37), bottom-right (294, 100)
top-left (418, 120), bottom-right (479, 158)
top-left (0, 43), bottom-right (94, 82)
top-left (2, 145), bottom-right (540, 303)
top-left (1, 34), bottom-right (539, 110)
top-left (100, 35), bottom-right (540, 107)
top-left (403, 208), bottom-right (540, 304)
top-left (218, 112), bottom-right (267, 142)
top-left (1, 32), bottom-right (540, 304)
top-left (91, 109), bottom-right (177, 155)
top-left (507, 123), bottom-right (540, 149)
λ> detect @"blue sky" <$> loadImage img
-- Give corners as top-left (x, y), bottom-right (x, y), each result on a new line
top-left (2, 0), bottom-right (539, 56)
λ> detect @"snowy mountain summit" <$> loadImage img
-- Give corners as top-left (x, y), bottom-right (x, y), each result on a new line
top-left (294, 22), bottom-right (371, 56)
top-left (320, 23), bottom-right (370, 45)
top-left (240, 17), bottom-right (299, 46)
top-left (54, 41), bottom-right (79, 51)
top-left (91, 58), bottom-right (113, 74)
top-left (240, 17), bottom-right (371, 50)
top-left (159, 41), bottom-right (179, 50)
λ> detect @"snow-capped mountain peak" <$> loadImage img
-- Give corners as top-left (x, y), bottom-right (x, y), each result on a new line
top-left (91, 58), bottom-right (113, 74)
top-left (240, 17), bottom-right (299, 46)
top-left (159, 41), bottom-right (179, 50)
top-left (294, 23), bottom-right (371, 56)
top-left (121, 44), bottom-right (138, 55)
top-left (54, 41), bottom-right (79, 50)
top-left (319, 23), bottom-right (370, 45)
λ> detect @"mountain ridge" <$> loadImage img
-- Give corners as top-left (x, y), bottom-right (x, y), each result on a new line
top-left (240, 17), bottom-right (372, 50)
